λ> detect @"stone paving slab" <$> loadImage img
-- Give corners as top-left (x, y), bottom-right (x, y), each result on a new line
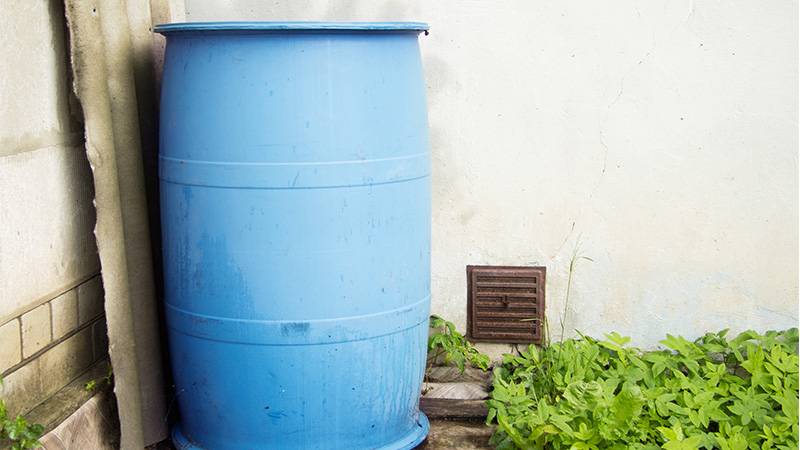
top-left (416, 419), bottom-right (495, 450)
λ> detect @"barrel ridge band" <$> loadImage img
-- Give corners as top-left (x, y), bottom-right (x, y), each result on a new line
top-left (159, 153), bottom-right (430, 189)
top-left (154, 21), bottom-right (430, 34)
top-left (165, 296), bottom-right (431, 345)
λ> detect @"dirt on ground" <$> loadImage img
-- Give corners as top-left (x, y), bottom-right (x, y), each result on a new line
top-left (416, 419), bottom-right (494, 450)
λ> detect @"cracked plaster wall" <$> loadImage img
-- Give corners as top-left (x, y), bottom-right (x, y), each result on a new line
top-left (185, 0), bottom-right (798, 351)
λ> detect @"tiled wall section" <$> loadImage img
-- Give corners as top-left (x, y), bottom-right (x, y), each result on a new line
top-left (0, 275), bottom-right (108, 415)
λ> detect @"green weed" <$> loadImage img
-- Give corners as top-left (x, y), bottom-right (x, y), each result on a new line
top-left (487, 328), bottom-right (799, 449)
top-left (428, 314), bottom-right (490, 373)
top-left (0, 398), bottom-right (43, 450)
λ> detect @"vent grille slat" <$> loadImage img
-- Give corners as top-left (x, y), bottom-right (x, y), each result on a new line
top-left (475, 274), bottom-right (537, 281)
top-left (474, 331), bottom-right (541, 339)
top-left (472, 310), bottom-right (539, 319)
top-left (475, 308), bottom-right (538, 316)
top-left (467, 265), bottom-right (545, 344)
top-left (476, 321), bottom-right (536, 330)
top-left (473, 290), bottom-right (537, 297)
top-left (475, 281), bottom-right (538, 288)
top-left (475, 297), bottom-right (538, 309)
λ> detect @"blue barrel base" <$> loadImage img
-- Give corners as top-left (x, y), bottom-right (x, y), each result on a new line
top-left (376, 413), bottom-right (430, 450)
top-left (171, 413), bottom-right (430, 450)
top-left (171, 426), bottom-right (196, 450)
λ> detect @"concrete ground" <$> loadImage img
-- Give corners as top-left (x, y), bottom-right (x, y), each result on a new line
top-left (416, 419), bottom-right (495, 450)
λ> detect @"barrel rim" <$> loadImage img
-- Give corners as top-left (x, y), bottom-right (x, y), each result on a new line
top-left (154, 21), bottom-right (430, 34)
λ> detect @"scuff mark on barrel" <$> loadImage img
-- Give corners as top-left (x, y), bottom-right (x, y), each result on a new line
top-left (267, 411), bottom-right (288, 420)
top-left (281, 322), bottom-right (310, 336)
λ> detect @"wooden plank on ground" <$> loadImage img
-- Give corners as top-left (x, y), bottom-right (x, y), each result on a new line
top-left (423, 382), bottom-right (488, 400)
top-left (420, 398), bottom-right (489, 419)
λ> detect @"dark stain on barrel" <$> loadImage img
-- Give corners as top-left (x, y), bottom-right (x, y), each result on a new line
top-left (281, 322), bottom-right (310, 336)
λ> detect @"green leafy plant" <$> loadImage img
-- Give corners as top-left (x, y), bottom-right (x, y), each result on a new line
top-left (428, 314), bottom-right (491, 373)
top-left (84, 366), bottom-right (114, 392)
top-left (0, 398), bottom-right (44, 450)
top-left (486, 328), bottom-right (799, 449)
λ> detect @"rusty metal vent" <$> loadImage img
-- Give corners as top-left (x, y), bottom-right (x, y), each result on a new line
top-left (467, 265), bottom-right (546, 344)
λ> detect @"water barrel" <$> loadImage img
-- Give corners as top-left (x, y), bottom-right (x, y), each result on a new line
top-left (155, 22), bottom-right (431, 449)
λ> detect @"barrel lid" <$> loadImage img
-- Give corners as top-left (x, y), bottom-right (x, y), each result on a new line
top-left (154, 21), bottom-right (430, 35)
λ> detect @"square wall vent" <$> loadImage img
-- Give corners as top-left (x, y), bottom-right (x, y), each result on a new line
top-left (467, 265), bottom-right (546, 344)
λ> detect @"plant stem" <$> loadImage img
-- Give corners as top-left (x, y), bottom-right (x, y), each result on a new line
top-left (560, 241), bottom-right (580, 344)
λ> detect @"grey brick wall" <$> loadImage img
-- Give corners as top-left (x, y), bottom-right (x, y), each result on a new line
top-left (1, 276), bottom-right (108, 415)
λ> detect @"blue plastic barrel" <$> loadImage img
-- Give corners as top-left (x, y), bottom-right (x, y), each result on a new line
top-left (155, 22), bottom-right (431, 449)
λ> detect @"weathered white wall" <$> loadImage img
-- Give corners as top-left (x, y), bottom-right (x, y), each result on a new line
top-left (1, 1), bottom-right (107, 415)
top-left (0, 2), bottom-right (98, 322)
top-left (184, 0), bottom-right (798, 349)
